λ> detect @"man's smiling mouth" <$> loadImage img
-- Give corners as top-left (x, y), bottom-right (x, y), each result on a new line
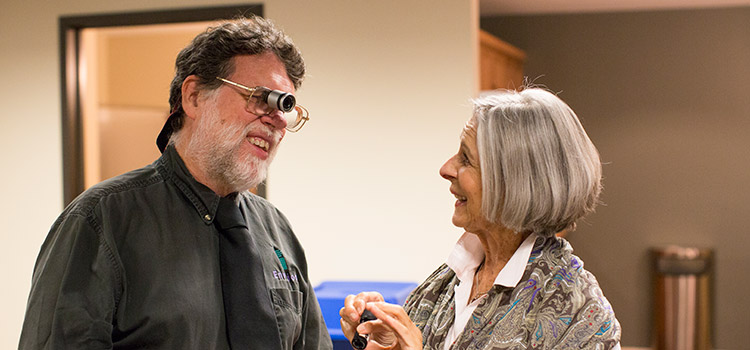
top-left (248, 137), bottom-right (269, 151)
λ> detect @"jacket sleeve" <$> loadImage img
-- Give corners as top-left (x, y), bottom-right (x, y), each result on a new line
top-left (19, 212), bottom-right (120, 349)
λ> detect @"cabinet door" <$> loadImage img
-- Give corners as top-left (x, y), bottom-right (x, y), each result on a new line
top-left (479, 30), bottom-right (526, 91)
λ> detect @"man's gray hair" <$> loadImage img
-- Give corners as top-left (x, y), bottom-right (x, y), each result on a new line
top-left (473, 88), bottom-right (602, 237)
top-left (167, 16), bottom-right (305, 135)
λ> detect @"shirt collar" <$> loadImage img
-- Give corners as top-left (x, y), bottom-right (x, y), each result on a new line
top-left (157, 144), bottom-right (222, 224)
top-left (446, 232), bottom-right (539, 288)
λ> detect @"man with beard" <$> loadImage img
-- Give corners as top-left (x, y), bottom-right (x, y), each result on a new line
top-left (20, 17), bottom-right (331, 350)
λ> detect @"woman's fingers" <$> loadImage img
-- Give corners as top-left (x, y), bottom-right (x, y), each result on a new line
top-left (356, 291), bottom-right (386, 303)
top-left (341, 294), bottom-right (360, 323)
top-left (339, 314), bottom-right (356, 339)
top-left (342, 292), bottom-right (383, 321)
top-left (366, 302), bottom-right (410, 333)
top-left (364, 302), bottom-right (423, 350)
top-left (354, 320), bottom-right (397, 350)
top-left (339, 292), bottom-right (387, 341)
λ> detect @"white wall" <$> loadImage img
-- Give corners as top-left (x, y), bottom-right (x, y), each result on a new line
top-left (0, 0), bottom-right (476, 347)
top-left (266, 1), bottom-right (477, 284)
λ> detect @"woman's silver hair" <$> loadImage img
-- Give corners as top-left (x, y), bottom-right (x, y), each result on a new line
top-left (473, 88), bottom-right (602, 236)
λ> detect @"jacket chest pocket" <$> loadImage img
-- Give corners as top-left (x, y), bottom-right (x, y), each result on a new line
top-left (270, 288), bottom-right (303, 348)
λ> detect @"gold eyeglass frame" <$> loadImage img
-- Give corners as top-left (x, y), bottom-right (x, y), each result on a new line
top-left (216, 77), bottom-right (309, 132)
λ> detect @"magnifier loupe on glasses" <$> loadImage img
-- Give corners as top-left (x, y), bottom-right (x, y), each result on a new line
top-left (258, 87), bottom-right (295, 113)
top-left (252, 86), bottom-right (309, 132)
top-left (216, 77), bottom-right (309, 132)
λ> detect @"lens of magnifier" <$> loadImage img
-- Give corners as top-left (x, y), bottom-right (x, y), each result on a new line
top-left (265, 90), bottom-right (296, 113)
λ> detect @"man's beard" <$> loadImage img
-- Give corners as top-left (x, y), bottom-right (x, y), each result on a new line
top-left (182, 93), bottom-right (282, 193)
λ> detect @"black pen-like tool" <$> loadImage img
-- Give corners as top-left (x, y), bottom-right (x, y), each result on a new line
top-left (351, 309), bottom-right (377, 350)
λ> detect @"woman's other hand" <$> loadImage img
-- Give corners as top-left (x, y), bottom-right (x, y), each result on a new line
top-left (339, 292), bottom-right (385, 344)
top-left (339, 291), bottom-right (422, 350)
top-left (358, 301), bottom-right (423, 350)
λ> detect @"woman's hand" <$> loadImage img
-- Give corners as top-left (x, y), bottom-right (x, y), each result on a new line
top-left (339, 292), bottom-right (423, 350)
top-left (340, 292), bottom-right (392, 347)
top-left (360, 301), bottom-right (423, 350)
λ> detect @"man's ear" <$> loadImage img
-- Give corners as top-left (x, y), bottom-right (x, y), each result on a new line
top-left (181, 75), bottom-right (202, 121)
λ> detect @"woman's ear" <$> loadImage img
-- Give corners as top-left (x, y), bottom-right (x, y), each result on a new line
top-left (181, 75), bottom-right (202, 121)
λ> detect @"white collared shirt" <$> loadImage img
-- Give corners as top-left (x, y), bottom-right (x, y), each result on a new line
top-left (443, 232), bottom-right (538, 350)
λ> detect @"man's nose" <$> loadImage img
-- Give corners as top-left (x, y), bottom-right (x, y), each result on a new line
top-left (260, 110), bottom-right (288, 130)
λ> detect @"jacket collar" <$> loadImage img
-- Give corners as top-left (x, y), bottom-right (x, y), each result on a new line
top-left (157, 144), bottom-right (224, 225)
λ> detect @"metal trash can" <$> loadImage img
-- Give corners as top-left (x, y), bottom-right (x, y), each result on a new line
top-left (652, 246), bottom-right (713, 350)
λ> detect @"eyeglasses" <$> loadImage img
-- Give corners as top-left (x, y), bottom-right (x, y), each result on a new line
top-left (216, 77), bottom-right (309, 132)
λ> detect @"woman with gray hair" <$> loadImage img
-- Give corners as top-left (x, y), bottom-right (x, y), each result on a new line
top-left (340, 88), bottom-right (621, 349)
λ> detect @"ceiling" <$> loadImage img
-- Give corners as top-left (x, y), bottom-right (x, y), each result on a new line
top-left (480, 0), bottom-right (750, 16)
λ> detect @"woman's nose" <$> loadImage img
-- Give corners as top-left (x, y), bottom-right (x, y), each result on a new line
top-left (439, 155), bottom-right (457, 181)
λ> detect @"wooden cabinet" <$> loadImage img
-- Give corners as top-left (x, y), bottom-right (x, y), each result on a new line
top-left (479, 30), bottom-right (526, 91)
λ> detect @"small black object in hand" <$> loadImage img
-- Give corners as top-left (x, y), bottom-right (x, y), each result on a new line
top-left (351, 309), bottom-right (377, 350)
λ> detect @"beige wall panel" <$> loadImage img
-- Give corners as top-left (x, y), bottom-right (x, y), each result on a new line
top-left (483, 7), bottom-right (750, 349)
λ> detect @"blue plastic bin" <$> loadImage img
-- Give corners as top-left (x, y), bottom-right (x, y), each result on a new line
top-left (314, 281), bottom-right (418, 350)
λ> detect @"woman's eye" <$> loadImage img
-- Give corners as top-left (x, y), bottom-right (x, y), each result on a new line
top-left (459, 152), bottom-right (470, 165)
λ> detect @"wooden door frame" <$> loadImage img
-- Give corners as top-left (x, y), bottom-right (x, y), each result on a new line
top-left (60, 4), bottom-right (264, 205)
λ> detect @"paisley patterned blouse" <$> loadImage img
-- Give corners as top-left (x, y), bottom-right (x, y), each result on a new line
top-left (403, 235), bottom-right (621, 349)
